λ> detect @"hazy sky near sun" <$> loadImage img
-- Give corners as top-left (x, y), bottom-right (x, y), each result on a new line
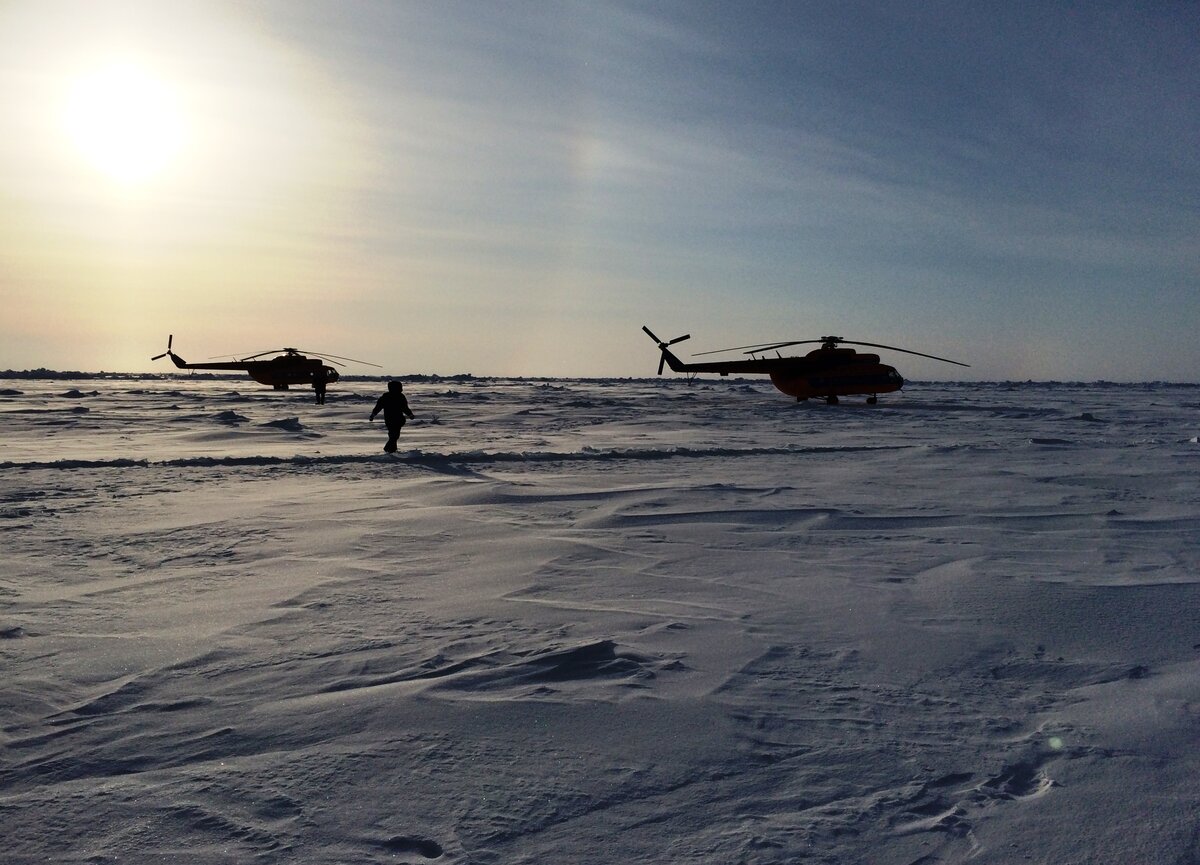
top-left (1, 0), bottom-right (1197, 380)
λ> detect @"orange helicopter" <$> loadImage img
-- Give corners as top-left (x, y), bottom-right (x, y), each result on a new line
top-left (151, 335), bottom-right (379, 393)
top-left (643, 325), bottom-right (968, 403)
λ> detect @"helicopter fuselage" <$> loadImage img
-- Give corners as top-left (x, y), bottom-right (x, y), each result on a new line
top-left (641, 325), bottom-right (968, 403)
top-left (657, 346), bottom-right (904, 400)
top-left (163, 351), bottom-right (339, 390)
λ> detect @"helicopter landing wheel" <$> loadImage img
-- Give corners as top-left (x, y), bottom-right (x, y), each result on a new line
top-left (825, 395), bottom-right (839, 405)
top-left (867, 395), bottom-right (877, 405)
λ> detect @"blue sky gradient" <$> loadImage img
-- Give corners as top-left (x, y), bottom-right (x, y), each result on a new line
top-left (2, 1), bottom-right (1197, 379)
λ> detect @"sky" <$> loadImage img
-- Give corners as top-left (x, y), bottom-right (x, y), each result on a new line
top-left (1, 0), bottom-right (1197, 381)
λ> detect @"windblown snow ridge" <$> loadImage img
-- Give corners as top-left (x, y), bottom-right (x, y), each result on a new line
top-left (1, 444), bottom-right (907, 470)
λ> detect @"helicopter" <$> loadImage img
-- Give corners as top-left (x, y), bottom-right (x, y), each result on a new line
top-left (643, 325), bottom-right (968, 403)
top-left (151, 335), bottom-right (380, 395)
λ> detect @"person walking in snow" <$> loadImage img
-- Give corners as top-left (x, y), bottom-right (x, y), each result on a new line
top-left (369, 380), bottom-right (416, 452)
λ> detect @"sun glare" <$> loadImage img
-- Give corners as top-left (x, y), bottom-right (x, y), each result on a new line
top-left (63, 61), bottom-right (184, 185)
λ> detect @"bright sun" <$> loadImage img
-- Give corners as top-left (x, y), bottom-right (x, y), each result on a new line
top-left (63, 61), bottom-right (185, 185)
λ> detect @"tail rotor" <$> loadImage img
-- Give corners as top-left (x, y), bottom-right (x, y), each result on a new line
top-left (642, 326), bottom-right (690, 375)
top-left (151, 335), bottom-right (174, 361)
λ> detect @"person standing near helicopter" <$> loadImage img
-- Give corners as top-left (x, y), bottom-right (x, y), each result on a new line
top-left (312, 368), bottom-right (330, 404)
top-left (369, 380), bottom-right (416, 452)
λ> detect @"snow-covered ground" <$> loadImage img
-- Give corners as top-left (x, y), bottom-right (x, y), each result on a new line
top-left (2, 377), bottom-right (1198, 864)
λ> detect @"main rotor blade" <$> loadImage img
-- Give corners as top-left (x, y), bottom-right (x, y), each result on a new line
top-left (834, 340), bottom-right (970, 367)
top-left (746, 337), bottom-right (970, 366)
top-left (692, 340), bottom-right (813, 357)
top-left (740, 340), bottom-right (825, 355)
top-left (238, 349), bottom-right (294, 361)
top-left (294, 350), bottom-right (382, 367)
top-left (211, 348), bottom-right (283, 361)
top-left (693, 333), bottom-right (970, 366)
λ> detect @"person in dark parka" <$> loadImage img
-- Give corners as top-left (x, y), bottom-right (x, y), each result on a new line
top-left (313, 369), bottom-right (329, 404)
top-left (369, 381), bottom-right (416, 452)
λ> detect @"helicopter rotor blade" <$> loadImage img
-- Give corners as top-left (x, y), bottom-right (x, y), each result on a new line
top-left (643, 326), bottom-right (689, 375)
top-left (831, 340), bottom-right (970, 367)
top-left (747, 336), bottom-right (969, 366)
top-left (206, 349), bottom-right (276, 361)
top-left (740, 340), bottom-right (826, 355)
top-left (150, 334), bottom-right (174, 361)
top-left (642, 326), bottom-right (690, 348)
top-left (694, 334), bottom-right (969, 366)
top-left (202, 346), bottom-right (382, 366)
top-left (231, 349), bottom-right (288, 361)
top-left (294, 350), bottom-right (382, 367)
top-left (691, 340), bottom-right (814, 357)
